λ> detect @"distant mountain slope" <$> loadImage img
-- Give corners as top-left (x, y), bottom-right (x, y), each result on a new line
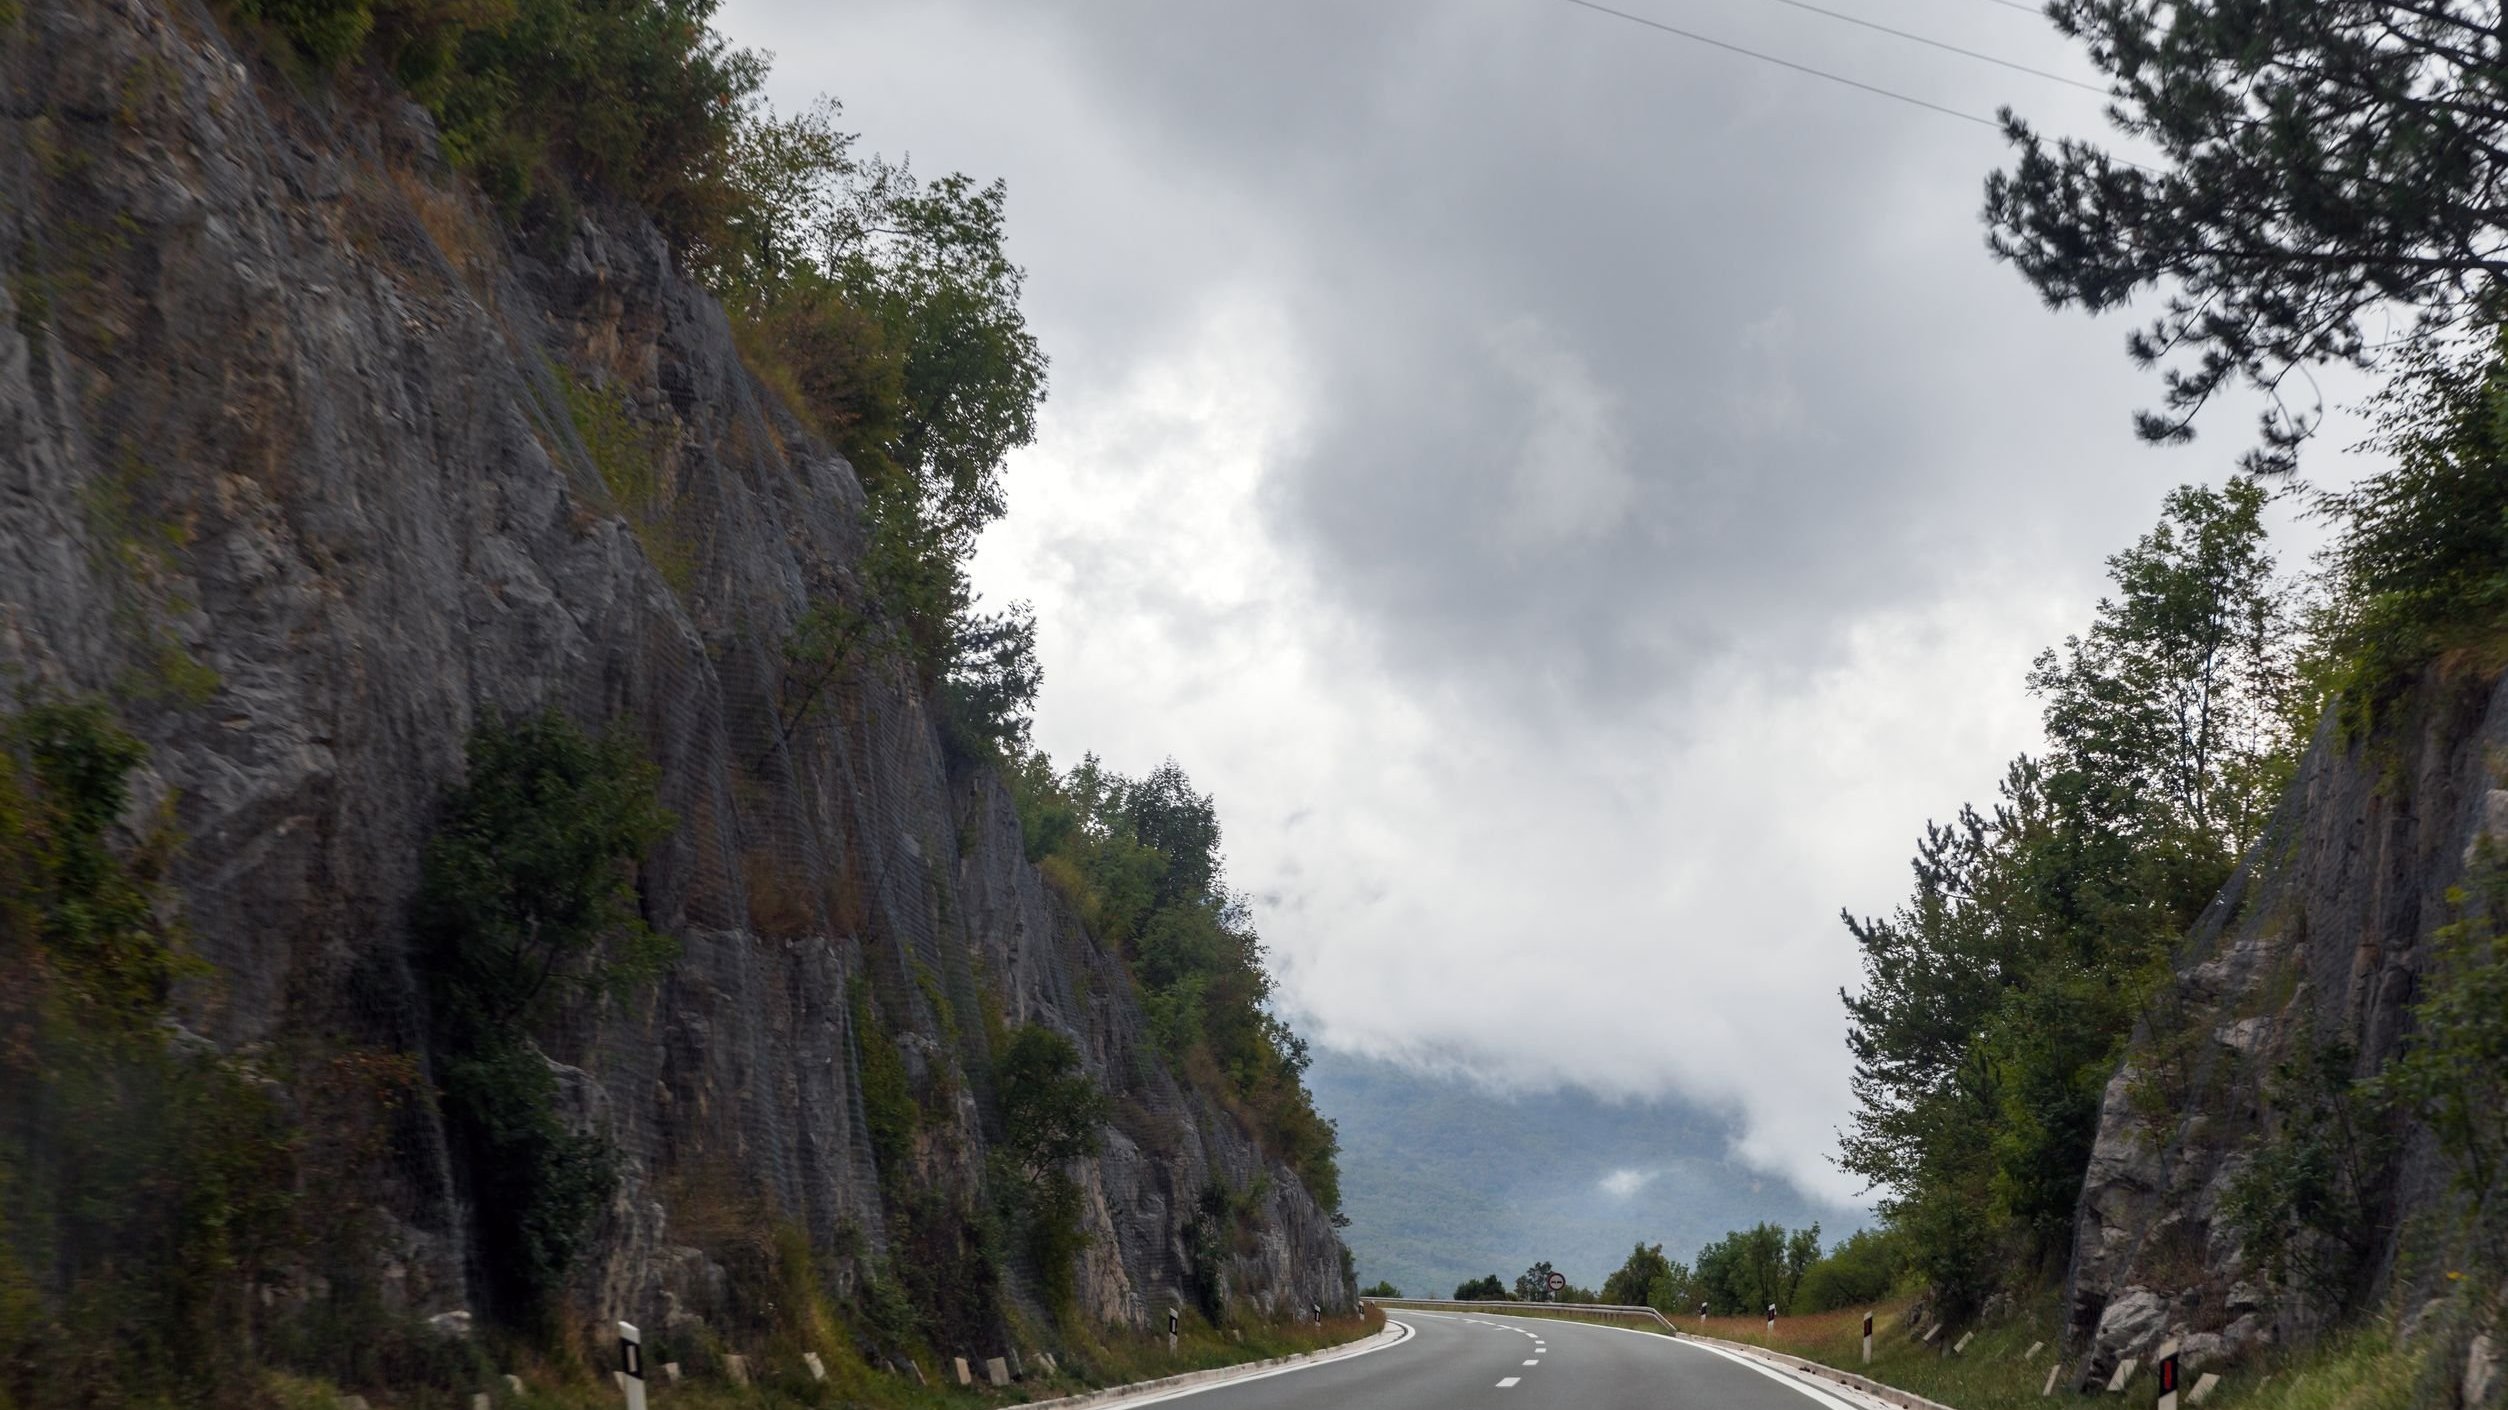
top-left (1307, 1049), bottom-right (1860, 1298)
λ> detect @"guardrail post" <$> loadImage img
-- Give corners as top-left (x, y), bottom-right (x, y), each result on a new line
top-left (616, 1321), bottom-right (646, 1410)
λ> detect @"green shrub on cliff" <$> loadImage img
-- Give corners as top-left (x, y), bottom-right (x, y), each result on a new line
top-left (993, 1025), bottom-right (1107, 1315)
top-left (1008, 753), bottom-right (1344, 1227)
top-left (416, 708), bottom-right (674, 1330)
top-left (0, 701), bottom-right (312, 1406)
top-left (2314, 333), bottom-right (2508, 732)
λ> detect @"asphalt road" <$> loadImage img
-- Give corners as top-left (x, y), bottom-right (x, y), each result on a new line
top-left (1132, 1311), bottom-right (1878, 1410)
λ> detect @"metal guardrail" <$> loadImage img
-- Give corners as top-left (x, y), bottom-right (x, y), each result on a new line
top-left (1362, 1297), bottom-right (1680, 1334)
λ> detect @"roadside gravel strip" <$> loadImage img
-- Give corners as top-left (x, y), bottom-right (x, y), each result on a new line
top-left (1018, 1320), bottom-right (1416, 1410)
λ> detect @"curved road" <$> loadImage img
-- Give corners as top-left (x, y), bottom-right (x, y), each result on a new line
top-left (1127, 1311), bottom-right (1878, 1410)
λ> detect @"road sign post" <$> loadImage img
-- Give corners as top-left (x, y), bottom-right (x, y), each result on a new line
top-left (1545, 1272), bottom-right (1566, 1302)
top-left (1863, 1311), bottom-right (1874, 1365)
top-left (616, 1321), bottom-right (646, 1410)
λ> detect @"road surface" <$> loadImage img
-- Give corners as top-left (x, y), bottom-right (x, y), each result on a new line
top-left (1125, 1310), bottom-right (1882, 1410)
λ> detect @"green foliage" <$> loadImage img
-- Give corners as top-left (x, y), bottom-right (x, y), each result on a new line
top-left (995, 1025), bottom-right (1107, 1175)
top-left (1359, 1280), bottom-right (1402, 1298)
top-left (2220, 1035), bottom-right (2392, 1303)
top-left (436, 1041), bottom-right (617, 1323)
top-left (1005, 752), bottom-right (1343, 1224)
top-left (0, 699), bottom-right (186, 1026)
top-left (1692, 1222), bottom-right (1821, 1315)
top-left (417, 709), bottom-right (674, 1329)
top-left (417, 709), bottom-right (676, 1038)
top-left (1984, 0), bottom-right (2508, 472)
top-left (1840, 482), bottom-right (2307, 1313)
top-left (2379, 840), bottom-right (2508, 1216)
top-left (851, 986), bottom-right (919, 1190)
top-left (2028, 478), bottom-right (2300, 856)
top-left (1600, 1241), bottom-right (1675, 1306)
top-left (989, 1024), bottom-right (1105, 1316)
top-left (1790, 1227), bottom-right (1909, 1313)
top-left (941, 602), bottom-right (1041, 760)
top-left (1452, 1273), bottom-right (1510, 1301)
top-left (2312, 332), bottom-right (2508, 727)
top-left (696, 99), bottom-right (1046, 745)
top-left (0, 700), bottom-right (311, 1407)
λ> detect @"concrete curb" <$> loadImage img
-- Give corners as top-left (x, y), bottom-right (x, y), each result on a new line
top-left (1013, 1319), bottom-right (1410, 1410)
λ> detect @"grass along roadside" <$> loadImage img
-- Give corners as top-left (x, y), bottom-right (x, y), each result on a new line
top-left (256, 1307), bottom-right (1386, 1410)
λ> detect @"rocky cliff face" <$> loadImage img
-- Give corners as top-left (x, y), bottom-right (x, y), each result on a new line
top-left (2059, 666), bottom-right (2508, 1391)
top-left (0, 0), bottom-right (1346, 1358)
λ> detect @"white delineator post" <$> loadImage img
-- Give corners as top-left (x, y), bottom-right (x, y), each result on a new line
top-left (1168, 1307), bottom-right (1178, 1355)
top-left (616, 1321), bottom-right (647, 1410)
top-left (2157, 1350), bottom-right (2181, 1410)
top-left (1699, 1302), bottom-right (1708, 1330)
top-left (1863, 1311), bottom-right (1874, 1365)
top-left (1766, 1303), bottom-right (1776, 1335)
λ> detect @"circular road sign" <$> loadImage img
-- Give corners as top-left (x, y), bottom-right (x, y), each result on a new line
top-left (1546, 1272), bottom-right (1566, 1292)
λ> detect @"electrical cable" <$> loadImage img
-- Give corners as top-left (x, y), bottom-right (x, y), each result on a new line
top-left (1555, 0), bottom-right (2002, 127)
top-left (1745, 0), bottom-right (2104, 92)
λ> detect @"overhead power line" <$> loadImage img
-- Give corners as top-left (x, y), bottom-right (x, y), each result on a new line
top-left (1555, 0), bottom-right (2001, 128)
top-left (1745, 0), bottom-right (2105, 92)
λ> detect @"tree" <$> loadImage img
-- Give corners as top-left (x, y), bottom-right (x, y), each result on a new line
top-left (2313, 332), bottom-right (2508, 721)
top-left (941, 600), bottom-right (1041, 759)
top-left (991, 1024), bottom-right (1106, 1314)
top-left (416, 709), bottom-right (677, 1037)
top-left (1838, 483), bottom-right (2310, 1311)
top-left (1694, 1224), bottom-right (1794, 1315)
top-left (994, 1025), bottom-right (1107, 1177)
top-left (1454, 1274), bottom-right (1510, 1301)
top-left (1361, 1280), bottom-right (1404, 1298)
top-left (1514, 1261), bottom-right (1562, 1303)
top-left (1984, 0), bottom-right (2508, 470)
top-left (2027, 478), bottom-right (2298, 858)
top-left (415, 709), bottom-right (675, 1328)
top-left (1601, 1242), bottom-right (1674, 1306)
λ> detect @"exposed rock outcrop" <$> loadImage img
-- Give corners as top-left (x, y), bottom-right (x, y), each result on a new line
top-left (0, 0), bottom-right (1346, 1356)
top-left (2059, 668), bottom-right (2508, 1388)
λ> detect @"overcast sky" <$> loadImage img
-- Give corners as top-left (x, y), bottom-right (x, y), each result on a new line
top-left (718, 0), bottom-right (2366, 1206)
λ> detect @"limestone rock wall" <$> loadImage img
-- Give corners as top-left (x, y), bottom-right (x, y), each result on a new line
top-left (0, 0), bottom-right (1347, 1356)
top-left (2059, 667), bottom-right (2508, 1390)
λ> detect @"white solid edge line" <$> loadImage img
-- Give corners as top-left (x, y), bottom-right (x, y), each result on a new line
top-left (1466, 1312), bottom-right (1880, 1410)
top-left (1073, 1319), bottom-right (1418, 1410)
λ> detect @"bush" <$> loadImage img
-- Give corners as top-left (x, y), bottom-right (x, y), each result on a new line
top-left (0, 701), bottom-right (305, 1405)
top-left (1791, 1227), bottom-right (1910, 1313)
top-left (416, 708), bottom-right (674, 1330)
top-left (2315, 333), bottom-right (2508, 729)
top-left (1452, 1274), bottom-right (1509, 1301)
top-left (1360, 1280), bottom-right (1402, 1298)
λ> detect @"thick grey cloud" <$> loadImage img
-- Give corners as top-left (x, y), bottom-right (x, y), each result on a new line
top-left (719, 0), bottom-right (2345, 1202)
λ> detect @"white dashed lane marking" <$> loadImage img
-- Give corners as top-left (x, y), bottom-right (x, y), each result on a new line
top-left (1523, 1359), bottom-right (1540, 1366)
top-left (1496, 1377), bottom-right (1521, 1388)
